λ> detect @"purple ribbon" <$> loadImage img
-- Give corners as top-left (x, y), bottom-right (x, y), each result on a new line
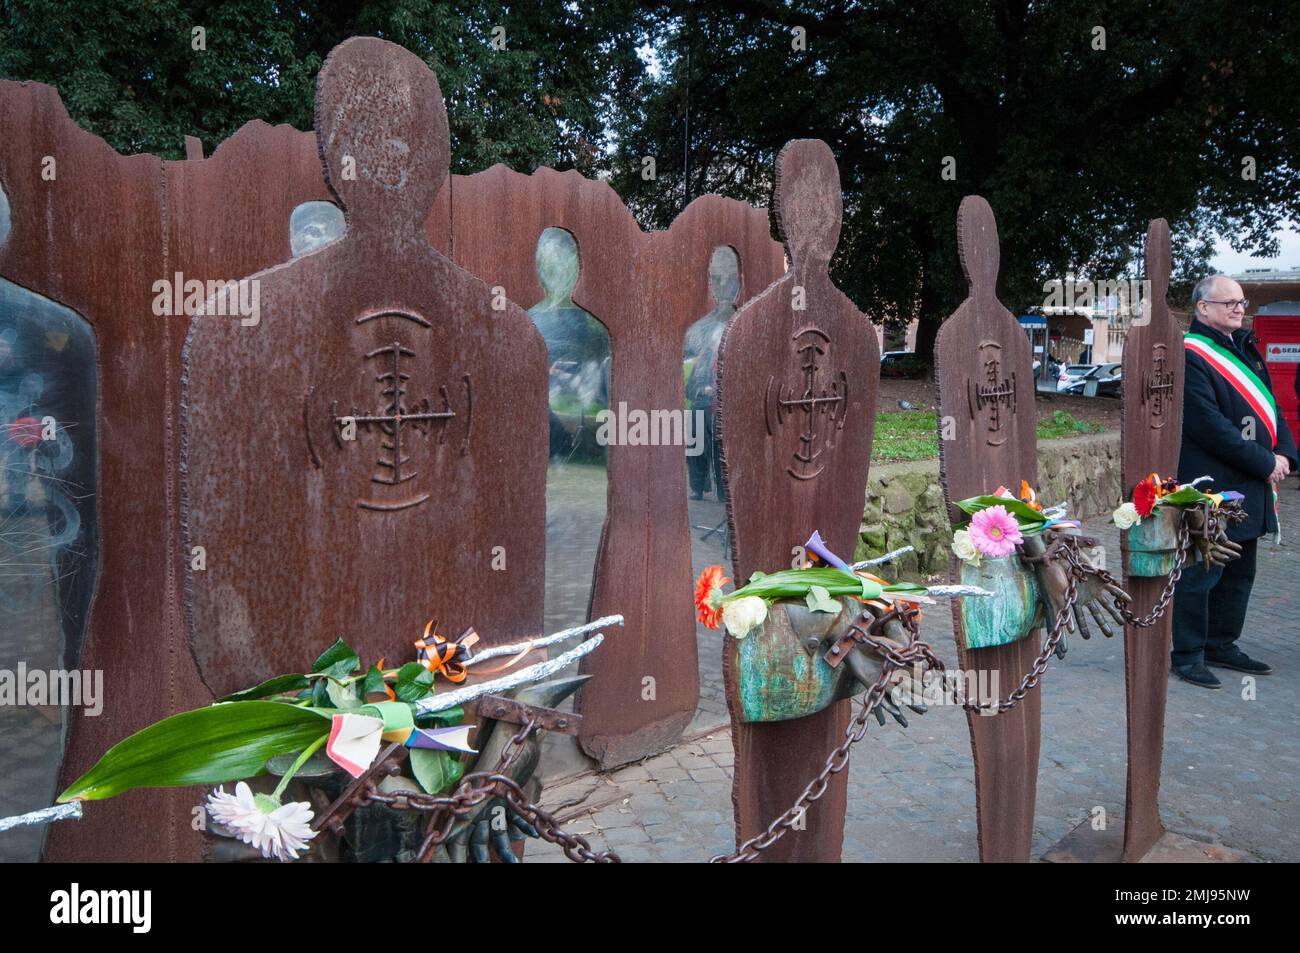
top-left (804, 530), bottom-right (850, 571)
top-left (405, 725), bottom-right (477, 754)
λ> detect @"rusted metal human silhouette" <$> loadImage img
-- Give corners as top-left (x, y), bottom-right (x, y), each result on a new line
top-left (450, 165), bottom-right (783, 768)
top-left (934, 196), bottom-right (1041, 863)
top-left (1119, 220), bottom-right (1184, 860)
top-left (182, 38), bottom-right (548, 695)
top-left (717, 139), bottom-right (880, 862)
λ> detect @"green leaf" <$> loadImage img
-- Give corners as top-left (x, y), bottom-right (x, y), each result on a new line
top-left (362, 663), bottom-right (387, 699)
top-left (217, 673), bottom-right (310, 703)
top-left (312, 638), bottom-right (359, 679)
top-left (1159, 486), bottom-right (1209, 507)
top-left (729, 566), bottom-right (883, 604)
top-left (395, 663), bottom-right (435, 702)
top-left (58, 701), bottom-right (333, 802)
top-left (408, 748), bottom-right (463, 795)
top-left (883, 581), bottom-right (929, 596)
top-left (953, 494), bottom-right (1048, 528)
top-left (417, 706), bottom-right (464, 729)
top-left (805, 585), bottom-right (840, 614)
top-left (309, 677), bottom-right (330, 708)
top-left (325, 678), bottom-right (363, 710)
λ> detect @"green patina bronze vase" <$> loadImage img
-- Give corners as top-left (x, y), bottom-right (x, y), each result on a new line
top-left (732, 600), bottom-right (866, 723)
top-left (958, 554), bottom-right (1042, 650)
top-left (1122, 505), bottom-right (1182, 577)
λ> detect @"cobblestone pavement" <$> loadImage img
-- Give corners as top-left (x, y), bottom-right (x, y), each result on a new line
top-left (531, 482), bottom-right (1300, 863)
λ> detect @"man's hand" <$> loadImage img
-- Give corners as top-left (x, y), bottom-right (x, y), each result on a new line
top-left (1270, 453), bottom-right (1292, 484)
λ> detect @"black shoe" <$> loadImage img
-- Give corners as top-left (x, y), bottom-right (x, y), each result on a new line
top-left (1172, 664), bottom-right (1222, 689)
top-left (1206, 648), bottom-right (1272, 675)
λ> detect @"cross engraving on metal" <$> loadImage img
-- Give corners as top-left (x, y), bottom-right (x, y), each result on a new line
top-left (331, 340), bottom-right (455, 511)
top-left (764, 327), bottom-right (848, 481)
top-left (966, 342), bottom-right (1017, 447)
top-left (1141, 343), bottom-right (1175, 429)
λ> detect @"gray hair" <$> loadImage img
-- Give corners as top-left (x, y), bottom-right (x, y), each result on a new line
top-left (1191, 274), bottom-right (1231, 312)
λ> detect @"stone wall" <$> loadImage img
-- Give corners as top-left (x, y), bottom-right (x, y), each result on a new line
top-left (856, 432), bottom-right (1121, 579)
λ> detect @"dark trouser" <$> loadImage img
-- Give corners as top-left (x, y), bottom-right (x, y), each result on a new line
top-left (1171, 538), bottom-right (1258, 668)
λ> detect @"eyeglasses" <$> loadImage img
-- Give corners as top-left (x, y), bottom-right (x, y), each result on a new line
top-left (1203, 298), bottom-right (1249, 311)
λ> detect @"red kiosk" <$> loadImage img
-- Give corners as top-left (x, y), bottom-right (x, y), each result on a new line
top-left (1254, 313), bottom-right (1300, 445)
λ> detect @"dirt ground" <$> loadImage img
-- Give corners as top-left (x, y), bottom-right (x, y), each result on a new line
top-left (880, 375), bottom-right (1121, 430)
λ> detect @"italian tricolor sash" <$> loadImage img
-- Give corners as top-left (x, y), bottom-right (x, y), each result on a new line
top-left (1184, 332), bottom-right (1281, 539)
top-left (1185, 333), bottom-right (1278, 444)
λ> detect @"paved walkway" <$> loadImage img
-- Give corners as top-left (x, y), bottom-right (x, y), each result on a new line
top-left (532, 482), bottom-right (1300, 862)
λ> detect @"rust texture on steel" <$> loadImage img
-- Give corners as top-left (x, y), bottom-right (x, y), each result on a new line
top-left (449, 165), bottom-right (784, 768)
top-left (0, 80), bottom-right (177, 863)
top-left (716, 140), bottom-right (880, 862)
top-left (181, 39), bottom-right (548, 699)
top-left (1118, 219), bottom-right (1184, 862)
top-left (933, 196), bottom-right (1040, 863)
top-left (3, 88), bottom-right (346, 861)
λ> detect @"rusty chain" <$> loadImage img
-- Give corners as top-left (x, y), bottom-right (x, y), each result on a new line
top-left (1073, 521), bottom-right (1190, 629)
top-left (313, 716), bottom-right (622, 863)
top-left (956, 539), bottom-right (1083, 714)
top-left (710, 603), bottom-right (945, 863)
top-left (305, 508), bottom-right (1235, 865)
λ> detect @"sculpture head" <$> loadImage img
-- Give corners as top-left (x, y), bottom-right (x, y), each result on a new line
top-left (707, 245), bottom-right (740, 312)
top-left (734, 597), bottom-right (929, 723)
top-left (534, 227), bottom-right (580, 305)
top-left (289, 200), bottom-right (346, 257)
top-left (315, 37), bottom-right (448, 236)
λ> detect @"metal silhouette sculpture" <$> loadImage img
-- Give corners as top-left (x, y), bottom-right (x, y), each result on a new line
top-left (717, 139), bottom-right (880, 862)
top-left (934, 196), bottom-right (1040, 863)
top-left (1119, 220), bottom-right (1184, 860)
top-left (450, 164), bottom-right (784, 768)
top-left (182, 38), bottom-right (548, 695)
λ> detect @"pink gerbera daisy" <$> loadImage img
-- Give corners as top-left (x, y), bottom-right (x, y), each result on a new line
top-left (968, 505), bottom-right (1023, 558)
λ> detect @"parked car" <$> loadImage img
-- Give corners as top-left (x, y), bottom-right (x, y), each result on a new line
top-left (1060, 362), bottom-right (1122, 397)
top-left (1056, 363), bottom-right (1097, 391)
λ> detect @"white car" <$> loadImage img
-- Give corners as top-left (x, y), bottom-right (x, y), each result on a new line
top-left (1057, 363), bottom-right (1096, 392)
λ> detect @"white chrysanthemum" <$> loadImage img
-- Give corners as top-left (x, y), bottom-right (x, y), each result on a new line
top-left (950, 528), bottom-right (980, 566)
top-left (721, 596), bottom-right (768, 638)
top-left (206, 782), bottom-right (317, 862)
top-left (1112, 501), bottom-right (1142, 530)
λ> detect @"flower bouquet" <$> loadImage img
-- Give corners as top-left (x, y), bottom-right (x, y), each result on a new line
top-left (947, 481), bottom-right (1125, 653)
top-left (1113, 473), bottom-right (1245, 575)
top-left (695, 532), bottom-right (963, 724)
top-left (55, 616), bottom-right (618, 862)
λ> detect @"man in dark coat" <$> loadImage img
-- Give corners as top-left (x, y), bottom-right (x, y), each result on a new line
top-left (1172, 275), bottom-right (1298, 688)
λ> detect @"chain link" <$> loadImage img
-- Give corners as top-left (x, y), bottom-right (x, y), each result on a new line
top-left (957, 543), bottom-right (1081, 714)
top-left (710, 604), bottom-right (944, 862)
top-left (310, 515), bottom-right (1217, 865)
top-left (316, 717), bottom-right (622, 863)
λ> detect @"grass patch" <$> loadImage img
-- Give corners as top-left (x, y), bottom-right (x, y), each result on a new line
top-left (872, 411), bottom-right (939, 462)
top-left (1036, 410), bottom-right (1106, 440)
top-left (871, 410), bottom-right (1105, 462)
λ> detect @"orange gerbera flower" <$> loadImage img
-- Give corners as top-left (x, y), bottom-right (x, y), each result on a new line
top-left (1019, 480), bottom-right (1043, 512)
top-left (694, 565), bottom-right (730, 629)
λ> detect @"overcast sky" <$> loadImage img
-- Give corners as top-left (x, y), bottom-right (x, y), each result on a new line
top-left (1211, 223), bottom-right (1300, 274)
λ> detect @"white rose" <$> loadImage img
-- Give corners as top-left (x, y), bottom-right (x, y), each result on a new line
top-left (951, 528), bottom-right (980, 566)
top-left (722, 596), bottom-right (768, 639)
top-left (1112, 501), bottom-right (1141, 530)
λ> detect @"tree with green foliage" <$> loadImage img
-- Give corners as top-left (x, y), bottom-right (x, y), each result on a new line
top-left (0, 0), bottom-right (648, 176)
top-left (610, 1), bottom-right (1300, 359)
